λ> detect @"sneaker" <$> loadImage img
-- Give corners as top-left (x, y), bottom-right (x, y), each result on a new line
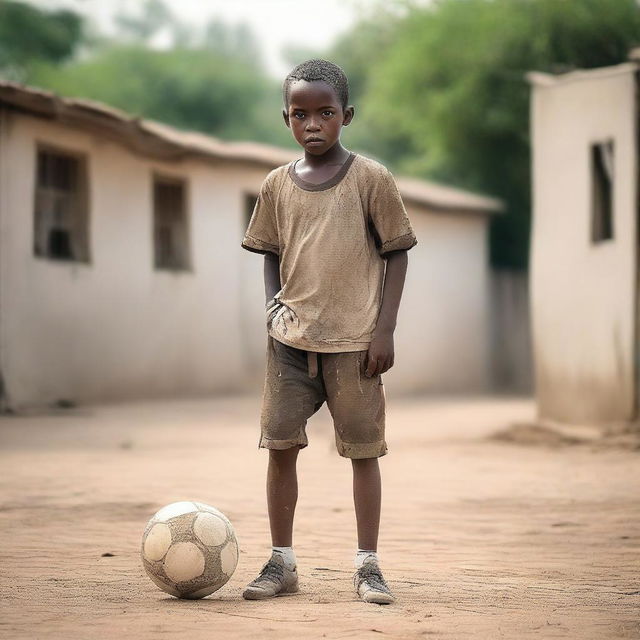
top-left (354, 559), bottom-right (395, 604)
top-left (242, 552), bottom-right (299, 600)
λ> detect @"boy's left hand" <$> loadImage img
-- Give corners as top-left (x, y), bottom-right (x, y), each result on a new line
top-left (364, 330), bottom-right (394, 377)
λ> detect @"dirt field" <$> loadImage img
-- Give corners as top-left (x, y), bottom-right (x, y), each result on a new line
top-left (0, 394), bottom-right (638, 639)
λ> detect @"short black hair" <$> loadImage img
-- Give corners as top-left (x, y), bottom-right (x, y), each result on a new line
top-left (283, 59), bottom-right (349, 111)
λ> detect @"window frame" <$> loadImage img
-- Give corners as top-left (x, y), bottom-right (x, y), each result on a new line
top-left (151, 172), bottom-right (192, 272)
top-left (33, 143), bottom-right (91, 264)
top-left (590, 138), bottom-right (614, 244)
top-left (243, 191), bottom-right (259, 230)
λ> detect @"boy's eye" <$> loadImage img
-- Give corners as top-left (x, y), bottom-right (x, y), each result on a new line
top-left (322, 111), bottom-right (335, 117)
top-left (294, 112), bottom-right (305, 119)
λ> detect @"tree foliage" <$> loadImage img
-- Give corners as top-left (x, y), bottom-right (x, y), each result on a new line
top-left (329, 0), bottom-right (640, 268)
top-left (0, 0), bottom-right (84, 80)
top-left (31, 46), bottom-right (288, 145)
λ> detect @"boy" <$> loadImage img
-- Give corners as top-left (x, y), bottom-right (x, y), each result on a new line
top-left (240, 59), bottom-right (417, 605)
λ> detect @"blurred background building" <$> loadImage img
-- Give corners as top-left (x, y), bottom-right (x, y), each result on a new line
top-left (529, 57), bottom-right (639, 430)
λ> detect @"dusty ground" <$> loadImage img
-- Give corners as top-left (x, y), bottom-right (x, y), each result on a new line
top-left (0, 394), bottom-right (638, 640)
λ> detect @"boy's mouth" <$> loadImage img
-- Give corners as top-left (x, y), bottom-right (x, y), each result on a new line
top-left (305, 137), bottom-right (325, 144)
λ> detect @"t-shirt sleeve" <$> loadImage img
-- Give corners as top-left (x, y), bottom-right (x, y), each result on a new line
top-left (241, 174), bottom-right (279, 256)
top-left (367, 166), bottom-right (418, 256)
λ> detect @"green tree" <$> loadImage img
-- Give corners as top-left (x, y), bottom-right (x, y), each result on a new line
top-left (114, 0), bottom-right (175, 43)
top-left (328, 0), bottom-right (640, 269)
top-left (0, 0), bottom-right (84, 81)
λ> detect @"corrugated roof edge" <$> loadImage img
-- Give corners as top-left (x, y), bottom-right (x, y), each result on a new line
top-left (0, 80), bottom-right (503, 214)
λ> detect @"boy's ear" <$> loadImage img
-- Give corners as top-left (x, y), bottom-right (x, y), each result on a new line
top-left (342, 105), bottom-right (355, 126)
top-left (282, 109), bottom-right (291, 128)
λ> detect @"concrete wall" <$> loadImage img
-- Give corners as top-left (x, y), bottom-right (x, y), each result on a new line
top-left (489, 269), bottom-right (533, 394)
top-left (0, 109), bottom-right (9, 410)
top-left (0, 112), bottom-right (493, 407)
top-left (529, 65), bottom-right (638, 424)
top-left (392, 205), bottom-right (491, 394)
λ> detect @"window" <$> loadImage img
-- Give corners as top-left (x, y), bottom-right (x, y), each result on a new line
top-left (591, 140), bottom-right (614, 243)
top-left (33, 146), bottom-right (90, 262)
top-left (244, 192), bottom-right (258, 229)
top-left (153, 176), bottom-right (190, 271)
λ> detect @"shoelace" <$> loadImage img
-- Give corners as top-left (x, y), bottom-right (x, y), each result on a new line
top-left (355, 563), bottom-right (391, 593)
top-left (254, 558), bottom-right (285, 584)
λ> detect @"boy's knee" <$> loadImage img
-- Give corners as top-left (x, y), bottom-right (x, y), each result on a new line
top-left (351, 456), bottom-right (379, 468)
top-left (269, 445), bottom-right (301, 465)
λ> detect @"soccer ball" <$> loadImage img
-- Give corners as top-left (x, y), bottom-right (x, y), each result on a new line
top-left (141, 501), bottom-right (239, 599)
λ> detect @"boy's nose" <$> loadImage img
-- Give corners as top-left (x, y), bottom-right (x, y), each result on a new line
top-left (305, 118), bottom-right (321, 131)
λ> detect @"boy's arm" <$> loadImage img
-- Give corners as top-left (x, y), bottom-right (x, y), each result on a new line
top-left (264, 253), bottom-right (298, 329)
top-left (264, 252), bottom-right (281, 303)
top-left (364, 250), bottom-right (409, 377)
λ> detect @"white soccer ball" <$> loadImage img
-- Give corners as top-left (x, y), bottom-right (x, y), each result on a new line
top-left (141, 501), bottom-right (239, 599)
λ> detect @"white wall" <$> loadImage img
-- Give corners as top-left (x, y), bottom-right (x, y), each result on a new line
top-left (530, 66), bottom-right (637, 424)
top-left (490, 269), bottom-right (533, 393)
top-left (392, 205), bottom-right (491, 394)
top-left (0, 113), bottom-right (268, 407)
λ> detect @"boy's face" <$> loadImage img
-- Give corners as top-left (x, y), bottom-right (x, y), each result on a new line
top-left (283, 80), bottom-right (353, 155)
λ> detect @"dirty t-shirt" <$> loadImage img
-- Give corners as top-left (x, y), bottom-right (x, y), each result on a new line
top-left (241, 152), bottom-right (417, 353)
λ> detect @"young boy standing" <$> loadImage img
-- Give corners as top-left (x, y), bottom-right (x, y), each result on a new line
top-left (240, 59), bottom-right (417, 605)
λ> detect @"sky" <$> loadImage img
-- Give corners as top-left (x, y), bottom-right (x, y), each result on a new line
top-left (30, 0), bottom-right (363, 77)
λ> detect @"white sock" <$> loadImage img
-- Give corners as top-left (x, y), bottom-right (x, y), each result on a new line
top-left (355, 549), bottom-right (378, 569)
top-left (272, 546), bottom-right (296, 570)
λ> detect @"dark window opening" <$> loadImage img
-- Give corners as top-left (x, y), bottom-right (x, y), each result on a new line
top-left (34, 147), bottom-right (90, 262)
top-left (153, 176), bottom-right (190, 271)
top-left (591, 140), bottom-right (614, 243)
top-left (244, 193), bottom-right (258, 229)
top-left (47, 228), bottom-right (73, 259)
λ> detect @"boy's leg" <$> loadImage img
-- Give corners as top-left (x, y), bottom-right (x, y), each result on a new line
top-left (245, 338), bottom-right (325, 601)
top-left (351, 457), bottom-right (381, 551)
top-left (243, 446), bottom-right (301, 600)
top-left (320, 351), bottom-right (395, 604)
top-left (351, 457), bottom-right (394, 604)
top-left (268, 446), bottom-right (300, 546)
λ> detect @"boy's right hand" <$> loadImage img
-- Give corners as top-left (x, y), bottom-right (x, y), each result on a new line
top-left (266, 294), bottom-right (281, 329)
top-left (266, 292), bottom-right (281, 326)
top-left (266, 290), bottom-right (297, 333)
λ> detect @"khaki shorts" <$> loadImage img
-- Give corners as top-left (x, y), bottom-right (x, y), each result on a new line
top-left (259, 336), bottom-right (387, 459)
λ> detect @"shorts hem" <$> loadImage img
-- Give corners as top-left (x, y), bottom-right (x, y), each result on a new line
top-left (335, 439), bottom-right (388, 459)
top-left (259, 434), bottom-right (308, 450)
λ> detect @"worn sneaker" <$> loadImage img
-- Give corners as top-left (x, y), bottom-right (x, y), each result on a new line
top-left (242, 552), bottom-right (299, 600)
top-left (354, 560), bottom-right (395, 604)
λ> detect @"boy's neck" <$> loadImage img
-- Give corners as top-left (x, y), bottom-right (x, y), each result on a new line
top-left (302, 141), bottom-right (351, 168)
